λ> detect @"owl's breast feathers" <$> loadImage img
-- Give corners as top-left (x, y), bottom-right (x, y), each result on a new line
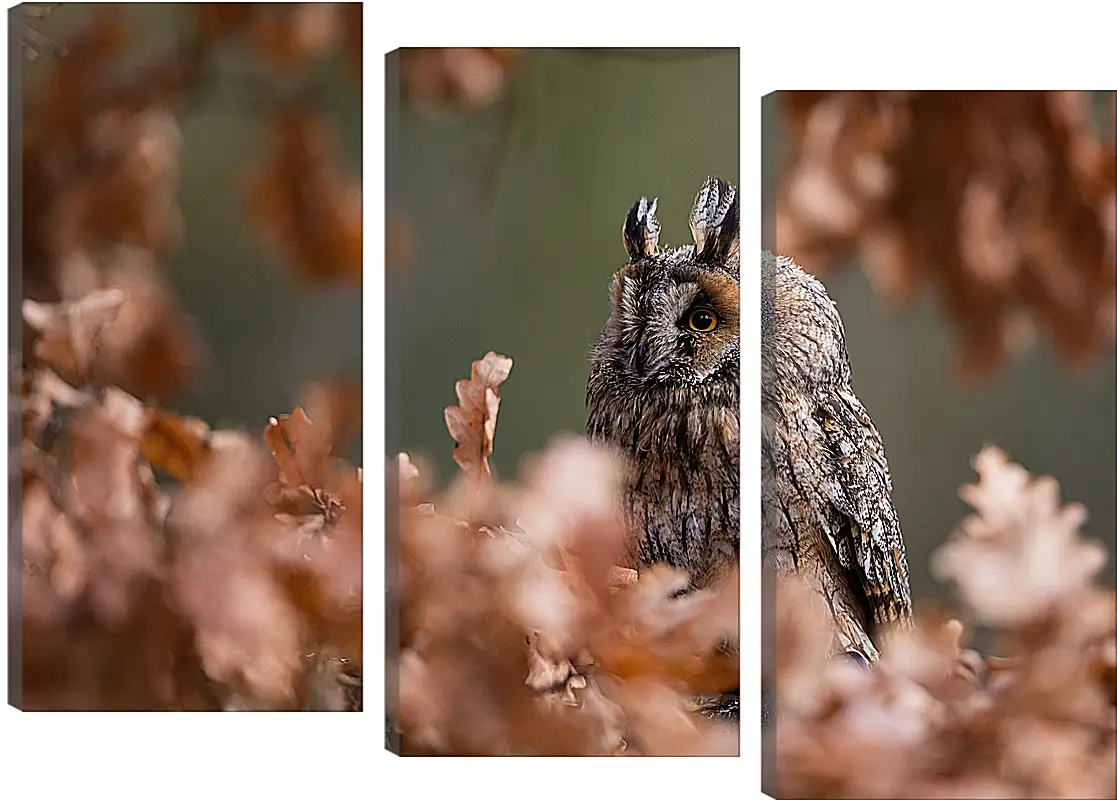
top-left (587, 377), bottom-right (739, 588)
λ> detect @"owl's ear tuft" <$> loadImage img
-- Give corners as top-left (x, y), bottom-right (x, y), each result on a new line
top-left (623, 197), bottom-right (660, 261)
top-left (690, 177), bottom-right (739, 263)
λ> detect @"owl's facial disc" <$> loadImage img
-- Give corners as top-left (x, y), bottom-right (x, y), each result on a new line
top-left (610, 263), bottom-right (739, 387)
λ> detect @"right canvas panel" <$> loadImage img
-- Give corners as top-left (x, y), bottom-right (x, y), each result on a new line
top-left (761, 90), bottom-right (1116, 799)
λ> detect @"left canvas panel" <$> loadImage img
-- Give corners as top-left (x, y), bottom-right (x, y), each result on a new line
top-left (9, 3), bottom-right (363, 710)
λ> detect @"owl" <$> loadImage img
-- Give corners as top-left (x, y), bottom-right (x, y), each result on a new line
top-left (587, 177), bottom-right (740, 593)
top-left (761, 251), bottom-right (913, 661)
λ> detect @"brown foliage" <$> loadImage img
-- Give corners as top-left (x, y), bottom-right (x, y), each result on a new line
top-left (777, 91), bottom-right (1116, 378)
top-left (194, 2), bottom-right (361, 79)
top-left (22, 288), bottom-right (125, 387)
top-left (395, 354), bottom-right (1115, 773)
top-left (393, 353), bottom-right (739, 755)
top-left (399, 48), bottom-right (524, 114)
top-left (17, 9), bottom-right (363, 712)
top-left (20, 345), bottom-right (362, 710)
top-left (140, 409), bottom-right (212, 484)
top-left (249, 109), bottom-right (363, 288)
top-left (194, 5), bottom-right (366, 286)
top-left (21, 12), bottom-right (201, 397)
top-left (21, 8), bottom-right (362, 398)
top-left (774, 446), bottom-right (1116, 798)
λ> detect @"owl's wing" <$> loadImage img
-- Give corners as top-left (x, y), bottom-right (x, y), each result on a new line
top-left (813, 385), bottom-right (913, 628)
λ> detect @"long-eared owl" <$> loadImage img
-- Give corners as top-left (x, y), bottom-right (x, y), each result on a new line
top-left (587, 177), bottom-right (740, 593)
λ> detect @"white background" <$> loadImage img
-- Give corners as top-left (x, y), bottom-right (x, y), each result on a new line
top-left (2, 0), bottom-right (1116, 796)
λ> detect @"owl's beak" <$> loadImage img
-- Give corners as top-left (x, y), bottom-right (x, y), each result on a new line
top-left (630, 338), bottom-right (666, 379)
top-left (632, 340), bottom-right (650, 376)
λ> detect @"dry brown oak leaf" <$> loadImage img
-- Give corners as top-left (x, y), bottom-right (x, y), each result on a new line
top-left (444, 351), bottom-right (513, 482)
top-left (22, 288), bottom-right (126, 386)
top-left (263, 405), bottom-right (347, 535)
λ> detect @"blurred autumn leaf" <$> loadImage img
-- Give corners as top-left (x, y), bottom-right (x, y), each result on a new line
top-left (139, 409), bottom-right (212, 483)
top-left (194, 2), bottom-right (360, 77)
top-left (21, 288), bottom-right (125, 387)
top-left (776, 90), bottom-right (1116, 379)
top-left (399, 47), bottom-right (524, 115)
top-left (249, 108), bottom-right (363, 287)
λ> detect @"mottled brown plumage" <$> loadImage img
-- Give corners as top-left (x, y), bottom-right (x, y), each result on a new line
top-left (587, 177), bottom-right (740, 592)
top-left (761, 252), bottom-right (913, 660)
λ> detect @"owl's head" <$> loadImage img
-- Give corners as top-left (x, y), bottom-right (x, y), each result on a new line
top-left (591, 177), bottom-right (740, 393)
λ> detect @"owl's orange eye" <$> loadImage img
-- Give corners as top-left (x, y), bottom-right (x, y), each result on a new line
top-left (687, 307), bottom-right (719, 332)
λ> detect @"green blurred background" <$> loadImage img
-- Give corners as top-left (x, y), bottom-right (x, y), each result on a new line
top-left (762, 93), bottom-right (1117, 606)
top-left (19, 4), bottom-right (362, 461)
top-left (388, 48), bottom-right (741, 486)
